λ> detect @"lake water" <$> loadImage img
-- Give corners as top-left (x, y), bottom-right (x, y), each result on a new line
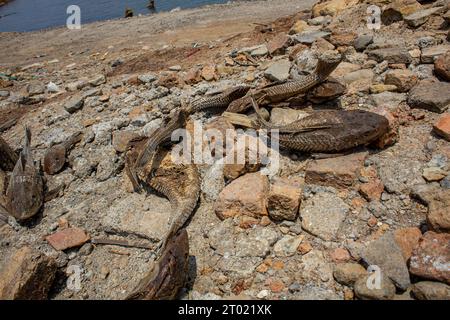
top-left (0, 0), bottom-right (229, 32)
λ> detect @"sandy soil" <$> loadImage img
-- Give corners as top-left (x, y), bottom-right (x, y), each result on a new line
top-left (0, 0), bottom-right (315, 68)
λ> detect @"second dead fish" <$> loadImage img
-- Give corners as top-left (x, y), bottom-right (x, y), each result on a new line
top-left (5, 128), bottom-right (44, 221)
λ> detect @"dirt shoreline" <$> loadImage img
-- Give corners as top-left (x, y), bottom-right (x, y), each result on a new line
top-left (0, 0), bottom-right (315, 67)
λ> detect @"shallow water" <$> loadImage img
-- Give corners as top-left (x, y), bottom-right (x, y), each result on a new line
top-left (0, 0), bottom-right (229, 32)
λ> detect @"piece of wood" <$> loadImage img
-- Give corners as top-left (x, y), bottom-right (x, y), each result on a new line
top-left (0, 135), bottom-right (18, 171)
top-left (223, 112), bottom-right (258, 129)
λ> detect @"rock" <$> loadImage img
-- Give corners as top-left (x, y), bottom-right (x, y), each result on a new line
top-left (307, 79), bottom-right (346, 103)
top-left (46, 227), bottom-right (90, 251)
top-left (423, 167), bottom-right (447, 182)
top-left (289, 20), bottom-right (308, 35)
top-left (202, 162), bottom-right (225, 202)
top-left (273, 235), bottom-right (303, 257)
top-left (298, 241), bottom-right (313, 255)
top-left (184, 67), bottom-right (202, 84)
top-left (250, 45), bottom-right (268, 57)
top-left (371, 91), bottom-right (406, 110)
top-left (0, 246), bottom-right (57, 299)
top-left (215, 172), bottom-right (269, 220)
top-left (264, 59), bottom-right (291, 82)
top-left (330, 62), bottom-right (361, 79)
top-left (407, 80), bottom-right (450, 113)
top-left (305, 152), bottom-right (367, 189)
top-left (169, 65), bottom-right (181, 71)
top-left (312, 0), bottom-right (359, 17)
top-left (330, 248), bottom-right (351, 263)
top-left (434, 51), bottom-right (450, 81)
top-left (89, 74), bottom-right (106, 86)
top-left (342, 69), bottom-right (374, 84)
top-left (433, 113), bottom-right (450, 141)
top-left (354, 274), bottom-right (396, 300)
top-left (102, 193), bottom-right (171, 241)
top-left (411, 281), bottom-right (450, 300)
top-left (354, 34), bottom-right (373, 52)
top-left (201, 65), bottom-right (217, 81)
top-left (370, 84), bottom-right (398, 94)
top-left (137, 73), bottom-right (157, 84)
top-left (300, 191), bottom-right (349, 241)
top-left (393, 227), bottom-right (422, 262)
top-left (267, 177), bottom-right (302, 221)
top-left (311, 38), bottom-right (335, 53)
top-left (409, 231), bottom-right (450, 284)
top-left (333, 263), bottom-right (367, 286)
top-left (308, 15), bottom-right (332, 26)
top-left (359, 179), bottom-right (384, 202)
top-left (72, 156), bottom-right (95, 178)
top-left (27, 82), bottom-right (45, 96)
top-left (362, 233), bottom-right (411, 290)
top-left (64, 95), bottom-right (84, 113)
top-left (223, 134), bottom-right (263, 180)
top-left (421, 45), bottom-right (450, 64)
top-left (404, 7), bottom-right (444, 27)
top-left (367, 48), bottom-right (412, 64)
top-left (267, 33), bottom-right (291, 56)
top-left (291, 31), bottom-right (331, 45)
top-left (427, 189), bottom-right (450, 232)
top-left (381, 0), bottom-right (422, 25)
top-left (112, 130), bottom-right (140, 153)
top-left (294, 49), bottom-right (318, 74)
top-left (66, 79), bottom-right (88, 91)
top-left (384, 69), bottom-right (418, 92)
top-left (329, 32), bottom-right (356, 47)
top-left (155, 72), bottom-right (183, 88)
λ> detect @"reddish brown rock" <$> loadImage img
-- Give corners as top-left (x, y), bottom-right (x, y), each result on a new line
top-left (267, 33), bottom-right (291, 56)
top-left (409, 231), bottom-right (450, 284)
top-left (267, 177), bottom-right (302, 221)
top-left (184, 67), bottom-right (202, 85)
top-left (381, 0), bottom-right (422, 25)
top-left (359, 179), bottom-right (384, 202)
top-left (0, 246), bottom-right (57, 299)
top-left (155, 72), bottom-right (184, 88)
top-left (385, 69), bottom-right (418, 92)
top-left (433, 114), bottom-right (450, 141)
top-left (372, 107), bottom-right (399, 148)
top-left (393, 227), bottom-right (422, 262)
top-left (329, 32), bottom-right (357, 47)
top-left (434, 51), bottom-right (450, 81)
top-left (46, 227), bottom-right (90, 251)
top-left (298, 241), bottom-right (313, 255)
top-left (215, 172), bottom-right (269, 220)
top-left (330, 248), bottom-right (351, 263)
top-left (201, 64), bottom-right (218, 81)
top-left (305, 152), bottom-right (367, 189)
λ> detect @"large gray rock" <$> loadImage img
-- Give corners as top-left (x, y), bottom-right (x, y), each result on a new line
top-left (300, 191), bottom-right (349, 241)
top-left (404, 7), bottom-right (444, 28)
top-left (291, 31), bottom-right (331, 44)
top-left (64, 95), bottom-right (84, 113)
top-left (407, 81), bottom-right (450, 113)
top-left (412, 281), bottom-right (450, 300)
top-left (354, 274), bottom-right (396, 300)
top-left (421, 45), bottom-right (450, 64)
top-left (367, 47), bottom-right (412, 64)
top-left (361, 233), bottom-right (411, 290)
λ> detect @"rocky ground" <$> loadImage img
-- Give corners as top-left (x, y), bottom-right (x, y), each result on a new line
top-left (0, 0), bottom-right (449, 300)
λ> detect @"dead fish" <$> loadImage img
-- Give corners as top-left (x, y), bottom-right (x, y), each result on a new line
top-left (126, 228), bottom-right (189, 300)
top-left (0, 135), bottom-right (18, 171)
top-left (43, 131), bottom-right (82, 175)
top-left (5, 128), bottom-right (44, 221)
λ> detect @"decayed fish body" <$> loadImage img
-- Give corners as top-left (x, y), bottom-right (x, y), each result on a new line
top-left (188, 85), bottom-right (251, 113)
top-left (126, 228), bottom-right (189, 300)
top-left (227, 51), bottom-right (342, 113)
top-left (5, 128), bottom-right (44, 221)
top-left (43, 131), bottom-right (82, 175)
